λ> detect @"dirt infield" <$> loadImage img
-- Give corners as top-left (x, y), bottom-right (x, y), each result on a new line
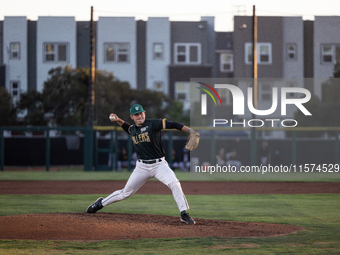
top-left (2, 180), bottom-right (338, 240)
top-left (0, 213), bottom-right (304, 241)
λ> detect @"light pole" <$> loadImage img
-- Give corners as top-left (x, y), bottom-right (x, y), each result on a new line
top-left (88, 6), bottom-right (95, 126)
top-left (250, 5), bottom-right (258, 166)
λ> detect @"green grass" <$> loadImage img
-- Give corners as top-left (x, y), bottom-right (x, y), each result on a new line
top-left (1, 193), bottom-right (340, 254)
top-left (1, 168), bottom-right (339, 253)
top-left (0, 169), bottom-right (133, 181)
top-left (1, 167), bottom-right (340, 182)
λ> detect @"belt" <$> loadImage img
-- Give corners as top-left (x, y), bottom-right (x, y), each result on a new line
top-left (138, 158), bottom-right (162, 164)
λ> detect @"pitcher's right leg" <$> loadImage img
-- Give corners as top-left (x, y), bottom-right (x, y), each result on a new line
top-left (101, 163), bottom-right (150, 207)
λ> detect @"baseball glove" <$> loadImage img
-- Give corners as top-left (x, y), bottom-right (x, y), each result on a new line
top-left (185, 129), bottom-right (200, 151)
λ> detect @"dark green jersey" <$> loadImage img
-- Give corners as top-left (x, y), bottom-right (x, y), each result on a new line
top-left (128, 118), bottom-right (167, 160)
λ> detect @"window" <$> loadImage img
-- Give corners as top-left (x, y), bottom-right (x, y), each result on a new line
top-left (321, 45), bottom-right (333, 63)
top-left (10, 42), bottom-right (20, 59)
top-left (321, 44), bottom-right (340, 65)
top-left (106, 44), bottom-right (115, 61)
top-left (175, 82), bottom-right (190, 101)
top-left (174, 43), bottom-right (201, 64)
top-left (246, 43), bottom-right (253, 64)
top-left (260, 83), bottom-right (272, 101)
top-left (220, 53), bottom-right (233, 72)
top-left (105, 43), bottom-right (130, 63)
top-left (153, 43), bottom-right (164, 60)
top-left (44, 43), bottom-right (68, 62)
top-left (217, 87), bottom-right (229, 105)
top-left (154, 81), bottom-right (164, 92)
top-left (245, 42), bottom-right (272, 65)
top-left (175, 82), bottom-right (187, 100)
top-left (10, 81), bottom-right (20, 98)
top-left (117, 44), bottom-right (129, 62)
top-left (175, 82), bottom-right (194, 110)
top-left (286, 81), bottom-right (298, 98)
top-left (259, 44), bottom-right (270, 62)
top-left (287, 43), bottom-right (297, 61)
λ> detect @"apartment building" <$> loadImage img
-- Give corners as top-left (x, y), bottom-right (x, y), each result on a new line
top-left (36, 17), bottom-right (77, 92)
top-left (313, 16), bottom-right (340, 97)
top-left (2, 16), bottom-right (28, 103)
top-left (146, 17), bottom-right (171, 95)
top-left (0, 14), bottom-right (339, 116)
top-left (169, 18), bottom-right (214, 109)
top-left (233, 16), bottom-right (305, 125)
top-left (97, 17), bottom-right (137, 89)
top-left (215, 32), bottom-right (233, 78)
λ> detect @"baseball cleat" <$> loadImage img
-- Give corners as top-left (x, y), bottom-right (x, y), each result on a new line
top-left (86, 197), bottom-right (103, 213)
top-left (180, 212), bottom-right (196, 224)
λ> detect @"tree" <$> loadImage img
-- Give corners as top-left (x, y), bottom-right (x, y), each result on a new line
top-left (0, 87), bottom-right (16, 126)
top-left (92, 70), bottom-right (173, 126)
top-left (294, 62), bottom-right (340, 136)
top-left (319, 78), bottom-right (340, 127)
top-left (129, 89), bottom-right (171, 119)
top-left (294, 95), bottom-right (325, 137)
top-left (168, 100), bottom-right (190, 126)
top-left (18, 66), bottom-right (182, 126)
top-left (43, 66), bottom-right (89, 126)
top-left (17, 90), bottom-right (46, 125)
top-left (93, 70), bottom-right (133, 125)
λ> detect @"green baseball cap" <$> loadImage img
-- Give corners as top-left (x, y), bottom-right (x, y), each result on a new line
top-left (130, 104), bottom-right (145, 115)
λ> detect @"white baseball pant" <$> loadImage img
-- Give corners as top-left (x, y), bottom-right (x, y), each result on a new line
top-left (101, 157), bottom-right (190, 212)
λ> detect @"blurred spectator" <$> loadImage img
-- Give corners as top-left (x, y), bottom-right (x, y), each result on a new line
top-left (226, 138), bottom-right (240, 161)
top-left (118, 147), bottom-right (128, 170)
top-left (171, 149), bottom-right (180, 170)
top-left (179, 148), bottom-right (190, 171)
top-left (226, 149), bottom-right (242, 169)
top-left (118, 147), bottom-right (137, 171)
top-left (272, 149), bottom-right (281, 166)
top-left (259, 141), bottom-right (270, 165)
top-left (225, 138), bottom-right (242, 169)
top-left (216, 147), bottom-right (226, 165)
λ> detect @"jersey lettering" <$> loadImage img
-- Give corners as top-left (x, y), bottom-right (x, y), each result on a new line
top-left (132, 132), bottom-right (150, 145)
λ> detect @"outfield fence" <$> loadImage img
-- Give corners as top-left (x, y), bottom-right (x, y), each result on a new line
top-left (0, 126), bottom-right (339, 171)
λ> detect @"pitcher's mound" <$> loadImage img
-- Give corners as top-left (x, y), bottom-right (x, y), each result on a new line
top-left (0, 213), bottom-right (304, 240)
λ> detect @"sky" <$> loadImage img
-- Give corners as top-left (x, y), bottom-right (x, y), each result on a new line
top-left (1, 0), bottom-right (340, 31)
